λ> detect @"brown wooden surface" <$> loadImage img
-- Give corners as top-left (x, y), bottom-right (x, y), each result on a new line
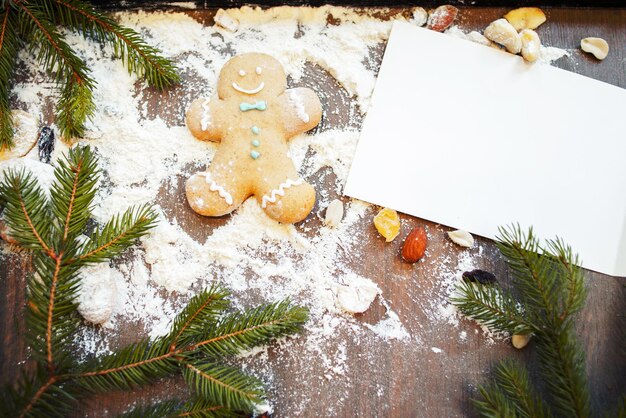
top-left (1, 6), bottom-right (625, 418)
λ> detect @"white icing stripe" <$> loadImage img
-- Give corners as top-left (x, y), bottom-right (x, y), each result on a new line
top-left (261, 178), bottom-right (303, 208)
top-left (288, 90), bottom-right (310, 123)
top-left (201, 99), bottom-right (211, 131)
top-left (232, 81), bottom-right (265, 95)
top-left (197, 173), bottom-right (233, 205)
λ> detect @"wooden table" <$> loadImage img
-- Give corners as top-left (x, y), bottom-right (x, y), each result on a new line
top-left (1, 5), bottom-right (624, 417)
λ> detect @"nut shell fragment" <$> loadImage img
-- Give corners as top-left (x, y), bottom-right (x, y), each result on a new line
top-left (427, 5), bottom-right (459, 33)
top-left (335, 275), bottom-right (380, 314)
top-left (484, 19), bottom-right (522, 54)
top-left (448, 230), bottom-right (474, 248)
top-left (504, 7), bottom-right (547, 31)
top-left (512, 334), bottom-right (531, 349)
top-left (324, 199), bottom-right (344, 228)
top-left (520, 29), bottom-right (541, 62)
top-left (581, 37), bottom-right (609, 60)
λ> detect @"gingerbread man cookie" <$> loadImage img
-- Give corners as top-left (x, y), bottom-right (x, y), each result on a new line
top-left (185, 53), bottom-right (322, 223)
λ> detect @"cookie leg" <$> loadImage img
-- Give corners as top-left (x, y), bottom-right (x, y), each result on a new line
top-left (186, 172), bottom-right (245, 217)
top-left (256, 177), bottom-right (315, 223)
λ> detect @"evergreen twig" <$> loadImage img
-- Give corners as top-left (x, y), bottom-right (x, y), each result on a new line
top-left (0, 147), bottom-right (309, 416)
top-left (0, 6), bottom-right (19, 150)
top-left (452, 224), bottom-right (595, 418)
top-left (0, 0), bottom-right (179, 148)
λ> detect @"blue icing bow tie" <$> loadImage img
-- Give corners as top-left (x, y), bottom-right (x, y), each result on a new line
top-left (240, 101), bottom-right (267, 112)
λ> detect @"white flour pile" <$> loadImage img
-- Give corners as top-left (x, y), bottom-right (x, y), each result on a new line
top-left (1, 6), bottom-right (571, 414)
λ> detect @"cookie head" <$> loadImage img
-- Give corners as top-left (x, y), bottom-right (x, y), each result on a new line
top-left (217, 53), bottom-right (287, 100)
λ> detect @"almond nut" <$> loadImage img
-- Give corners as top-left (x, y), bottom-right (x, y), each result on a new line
top-left (427, 5), bottom-right (459, 33)
top-left (402, 226), bottom-right (428, 263)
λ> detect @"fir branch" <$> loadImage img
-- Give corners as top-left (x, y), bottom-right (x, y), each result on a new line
top-left (118, 400), bottom-right (183, 418)
top-left (472, 384), bottom-right (518, 418)
top-left (118, 398), bottom-right (235, 418)
top-left (176, 398), bottom-right (237, 418)
top-left (14, 0), bottom-right (96, 139)
top-left (534, 328), bottom-right (589, 418)
top-left (71, 203), bottom-right (157, 264)
top-left (495, 225), bottom-right (561, 325)
top-left (0, 6), bottom-right (18, 150)
top-left (76, 337), bottom-right (179, 391)
top-left (42, 0), bottom-right (180, 90)
top-left (0, 169), bottom-right (52, 253)
top-left (2, 364), bottom-right (79, 418)
top-left (491, 360), bottom-right (553, 418)
top-left (169, 285), bottom-right (231, 351)
top-left (55, 70), bottom-right (95, 139)
top-left (50, 145), bottom-right (99, 241)
top-left (183, 362), bottom-right (264, 412)
top-left (75, 300), bottom-right (308, 392)
top-left (1, 0), bottom-right (179, 148)
top-left (27, 251), bottom-right (81, 369)
top-left (193, 300), bottom-right (309, 357)
top-left (454, 225), bottom-right (593, 418)
top-left (544, 238), bottom-right (586, 321)
top-left (451, 280), bottom-right (533, 335)
top-left (1, 148), bottom-right (307, 416)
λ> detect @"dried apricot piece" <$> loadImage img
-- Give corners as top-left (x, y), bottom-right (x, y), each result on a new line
top-left (374, 208), bottom-right (401, 242)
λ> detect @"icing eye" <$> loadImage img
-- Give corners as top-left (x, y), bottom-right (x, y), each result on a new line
top-left (255, 66), bottom-right (262, 75)
top-left (238, 70), bottom-right (246, 77)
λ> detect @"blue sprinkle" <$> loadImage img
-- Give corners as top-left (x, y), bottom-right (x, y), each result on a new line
top-left (250, 150), bottom-right (261, 160)
top-left (251, 126), bottom-right (260, 135)
top-left (251, 139), bottom-right (260, 147)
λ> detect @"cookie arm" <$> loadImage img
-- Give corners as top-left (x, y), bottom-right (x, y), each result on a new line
top-left (186, 97), bottom-right (223, 142)
top-left (279, 87), bottom-right (322, 139)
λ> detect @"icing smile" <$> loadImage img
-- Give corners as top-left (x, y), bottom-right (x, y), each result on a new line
top-left (232, 81), bottom-right (265, 94)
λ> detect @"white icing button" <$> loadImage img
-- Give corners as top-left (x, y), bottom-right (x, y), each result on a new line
top-left (255, 66), bottom-right (262, 75)
top-left (238, 69), bottom-right (246, 76)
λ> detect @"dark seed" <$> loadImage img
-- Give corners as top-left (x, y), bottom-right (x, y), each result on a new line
top-left (462, 269), bottom-right (497, 285)
top-left (37, 127), bottom-right (55, 164)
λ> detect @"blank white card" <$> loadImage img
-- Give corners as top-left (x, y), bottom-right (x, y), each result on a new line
top-left (344, 21), bottom-right (626, 276)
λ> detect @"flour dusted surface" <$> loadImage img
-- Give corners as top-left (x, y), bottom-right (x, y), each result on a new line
top-left (2, 6), bottom-right (554, 416)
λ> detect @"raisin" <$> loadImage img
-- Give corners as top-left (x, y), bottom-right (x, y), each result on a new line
top-left (462, 269), bottom-right (497, 285)
top-left (37, 127), bottom-right (55, 164)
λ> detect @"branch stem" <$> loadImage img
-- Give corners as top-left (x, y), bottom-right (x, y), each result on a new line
top-left (19, 376), bottom-right (58, 418)
top-left (46, 253), bottom-right (63, 371)
top-left (63, 160), bottom-right (82, 240)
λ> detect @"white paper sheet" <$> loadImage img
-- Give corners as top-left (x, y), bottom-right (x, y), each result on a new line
top-left (344, 21), bottom-right (626, 277)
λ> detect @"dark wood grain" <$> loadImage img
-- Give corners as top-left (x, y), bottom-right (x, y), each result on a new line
top-left (1, 6), bottom-right (625, 418)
